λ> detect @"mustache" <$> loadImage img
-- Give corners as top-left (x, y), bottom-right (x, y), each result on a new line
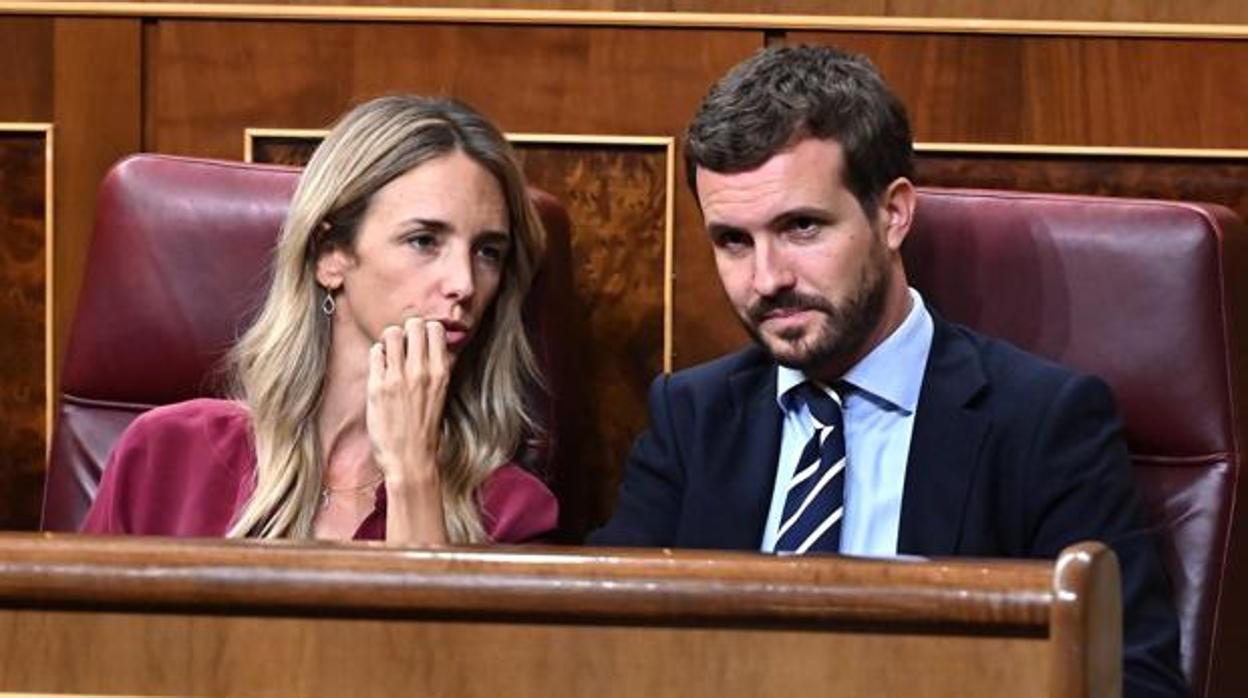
top-left (747, 290), bottom-right (837, 324)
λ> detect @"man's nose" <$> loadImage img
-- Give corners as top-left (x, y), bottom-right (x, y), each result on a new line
top-left (752, 240), bottom-right (795, 297)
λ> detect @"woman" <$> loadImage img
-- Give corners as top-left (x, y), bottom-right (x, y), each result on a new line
top-left (82, 95), bottom-right (557, 544)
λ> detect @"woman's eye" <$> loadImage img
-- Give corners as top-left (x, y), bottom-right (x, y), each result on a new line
top-left (406, 233), bottom-right (439, 251)
top-left (476, 244), bottom-right (507, 266)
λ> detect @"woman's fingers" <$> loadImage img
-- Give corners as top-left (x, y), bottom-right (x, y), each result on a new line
top-left (425, 320), bottom-right (449, 384)
top-left (367, 340), bottom-right (385, 392)
top-left (403, 317), bottom-right (426, 378)
top-left (381, 324), bottom-right (405, 381)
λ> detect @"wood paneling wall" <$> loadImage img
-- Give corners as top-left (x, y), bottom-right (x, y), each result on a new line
top-left (0, 4), bottom-right (1244, 534)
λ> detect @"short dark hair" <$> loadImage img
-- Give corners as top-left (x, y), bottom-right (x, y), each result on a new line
top-left (683, 45), bottom-right (914, 217)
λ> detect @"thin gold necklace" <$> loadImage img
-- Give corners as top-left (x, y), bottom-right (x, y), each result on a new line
top-left (319, 472), bottom-right (384, 509)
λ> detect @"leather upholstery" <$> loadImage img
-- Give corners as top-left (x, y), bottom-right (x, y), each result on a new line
top-left (905, 188), bottom-right (1248, 698)
top-left (42, 153), bottom-right (576, 535)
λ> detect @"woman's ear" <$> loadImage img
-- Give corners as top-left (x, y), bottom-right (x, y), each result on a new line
top-left (315, 247), bottom-right (352, 291)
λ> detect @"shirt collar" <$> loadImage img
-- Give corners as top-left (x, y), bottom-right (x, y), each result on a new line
top-left (775, 287), bottom-right (933, 414)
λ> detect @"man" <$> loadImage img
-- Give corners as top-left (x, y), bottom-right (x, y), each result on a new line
top-left (590, 45), bottom-right (1186, 697)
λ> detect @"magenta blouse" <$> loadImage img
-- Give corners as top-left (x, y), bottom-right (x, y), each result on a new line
top-left (81, 398), bottom-right (558, 542)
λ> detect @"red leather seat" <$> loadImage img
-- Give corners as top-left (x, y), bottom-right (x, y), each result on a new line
top-left (41, 153), bottom-right (577, 536)
top-left (905, 188), bottom-right (1248, 698)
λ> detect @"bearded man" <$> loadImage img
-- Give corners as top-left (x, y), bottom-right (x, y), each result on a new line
top-left (590, 45), bottom-right (1186, 698)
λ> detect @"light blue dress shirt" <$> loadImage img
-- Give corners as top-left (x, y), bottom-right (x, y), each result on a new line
top-left (761, 288), bottom-right (934, 556)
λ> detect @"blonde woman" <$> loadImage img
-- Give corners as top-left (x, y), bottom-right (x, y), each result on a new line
top-left (82, 95), bottom-right (557, 544)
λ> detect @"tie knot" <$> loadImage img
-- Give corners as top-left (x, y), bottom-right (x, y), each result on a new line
top-left (796, 382), bottom-right (843, 428)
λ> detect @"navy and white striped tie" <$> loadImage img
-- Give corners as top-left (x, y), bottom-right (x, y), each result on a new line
top-left (775, 382), bottom-right (846, 555)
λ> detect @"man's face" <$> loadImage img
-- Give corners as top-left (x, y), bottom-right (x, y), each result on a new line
top-left (696, 138), bottom-right (900, 377)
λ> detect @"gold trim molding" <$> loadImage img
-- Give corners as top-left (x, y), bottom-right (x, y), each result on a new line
top-left (2, 3), bottom-right (1247, 39)
top-left (245, 128), bottom-right (679, 372)
top-left (916, 142), bottom-right (1248, 159)
top-left (0, 123), bottom-right (55, 450)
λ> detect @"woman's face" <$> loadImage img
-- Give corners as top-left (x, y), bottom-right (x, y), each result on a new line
top-left (316, 149), bottom-right (513, 357)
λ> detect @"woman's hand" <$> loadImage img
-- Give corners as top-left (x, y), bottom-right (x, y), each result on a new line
top-left (367, 317), bottom-right (452, 545)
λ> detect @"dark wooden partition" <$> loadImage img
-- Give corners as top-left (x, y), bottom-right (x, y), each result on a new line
top-left (0, 533), bottom-right (1119, 697)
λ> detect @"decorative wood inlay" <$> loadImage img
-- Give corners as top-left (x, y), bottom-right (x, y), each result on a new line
top-left (913, 144), bottom-right (1248, 225)
top-left (0, 124), bottom-right (51, 532)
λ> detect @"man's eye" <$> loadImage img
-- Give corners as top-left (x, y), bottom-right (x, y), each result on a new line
top-left (715, 231), bottom-right (752, 250)
top-left (789, 217), bottom-right (820, 235)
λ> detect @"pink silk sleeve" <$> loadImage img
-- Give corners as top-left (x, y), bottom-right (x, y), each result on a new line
top-left (480, 464), bottom-right (559, 543)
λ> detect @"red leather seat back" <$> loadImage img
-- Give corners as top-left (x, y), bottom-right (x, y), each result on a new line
top-left (42, 154), bottom-right (576, 535)
top-left (905, 188), bottom-right (1248, 698)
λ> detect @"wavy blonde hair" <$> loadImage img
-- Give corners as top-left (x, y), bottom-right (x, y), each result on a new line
top-left (225, 95), bottom-right (546, 542)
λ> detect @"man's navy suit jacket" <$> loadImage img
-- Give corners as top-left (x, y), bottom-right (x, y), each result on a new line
top-left (591, 313), bottom-right (1186, 697)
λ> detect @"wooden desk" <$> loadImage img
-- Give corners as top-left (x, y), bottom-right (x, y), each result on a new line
top-left (0, 534), bottom-right (1119, 697)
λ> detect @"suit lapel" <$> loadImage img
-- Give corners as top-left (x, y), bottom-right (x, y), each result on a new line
top-left (897, 314), bottom-right (991, 556)
top-left (706, 351), bottom-right (782, 550)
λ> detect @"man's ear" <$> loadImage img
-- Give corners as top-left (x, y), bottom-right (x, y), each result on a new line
top-left (315, 246), bottom-right (353, 291)
top-left (878, 177), bottom-right (917, 252)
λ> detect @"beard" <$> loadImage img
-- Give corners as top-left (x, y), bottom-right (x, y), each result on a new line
top-left (739, 243), bottom-right (890, 373)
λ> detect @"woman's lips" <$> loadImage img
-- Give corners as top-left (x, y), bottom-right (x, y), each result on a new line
top-left (435, 320), bottom-right (471, 349)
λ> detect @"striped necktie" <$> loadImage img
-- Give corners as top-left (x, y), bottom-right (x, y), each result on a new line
top-left (775, 382), bottom-right (846, 555)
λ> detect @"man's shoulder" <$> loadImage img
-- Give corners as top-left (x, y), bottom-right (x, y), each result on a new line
top-left (935, 317), bottom-right (1111, 406)
top-left (665, 344), bottom-right (773, 394)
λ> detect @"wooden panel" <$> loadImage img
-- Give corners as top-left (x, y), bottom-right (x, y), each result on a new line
top-left (0, 132), bottom-right (47, 531)
top-left (0, 610), bottom-right (1051, 698)
top-left (21, 0), bottom-right (1248, 24)
top-left (788, 33), bottom-right (1248, 149)
top-left (149, 21), bottom-right (757, 157)
top-left (512, 141), bottom-right (667, 536)
top-left (0, 18), bottom-right (53, 122)
top-left (0, 536), bottom-right (1120, 697)
top-left (51, 18), bottom-right (143, 435)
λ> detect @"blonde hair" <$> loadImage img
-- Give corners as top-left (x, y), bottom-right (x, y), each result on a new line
top-left (225, 95), bottom-right (547, 541)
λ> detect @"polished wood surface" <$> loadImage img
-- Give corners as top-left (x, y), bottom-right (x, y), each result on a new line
top-left (790, 33), bottom-right (1248, 149)
top-left (147, 21), bottom-right (756, 155)
top-left (0, 534), bottom-right (1119, 697)
top-left (52, 19), bottom-right (142, 399)
top-left (0, 134), bottom-right (47, 531)
top-left (512, 142), bottom-right (667, 533)
top-left (6, 1), bottom-right (1248, 29)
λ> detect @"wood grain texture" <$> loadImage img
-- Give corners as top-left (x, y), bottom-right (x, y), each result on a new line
top-left (148, 21), bottom-right (758, 158)
top-left (0, 18), bottom-right (53, 122)
top-left (0, 535), bottom-right (1121, 698)
top-left (788, 33), bottom-right (1248, 149)
top-left (0, 135), bottom-right (47, 531)
top-left (0, 611), bottom-right (1051, 698)
top-left (915, 153), bottom-right (1248, 223)
top-left (50, 18), bottom-right (142, 450)
top-left (0, 534), bottom-right (1057, 625)
top-left (512, 142), bottom-right (666, 536)
top-left (18, 0), bottom-right (1248, 24)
